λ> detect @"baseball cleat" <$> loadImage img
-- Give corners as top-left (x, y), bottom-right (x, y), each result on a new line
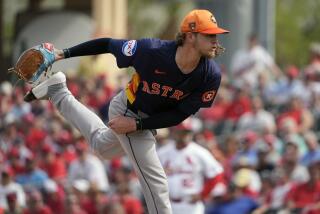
top-left (24, 71), bottom-right (66, 102)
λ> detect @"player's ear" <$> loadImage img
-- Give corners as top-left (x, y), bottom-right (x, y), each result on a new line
top-left (185, 32), bottom-right (197, 42)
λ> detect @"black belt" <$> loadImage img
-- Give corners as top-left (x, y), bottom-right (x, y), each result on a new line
top-left (170, 198), bottom-right (197, 204)
top-left (170, 198), bottom-right (182, 203)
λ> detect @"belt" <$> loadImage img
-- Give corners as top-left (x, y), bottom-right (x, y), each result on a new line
top-left (170, 198), bottom-right (197, 204)
top-left (170, 198), bottom-right (182, 203)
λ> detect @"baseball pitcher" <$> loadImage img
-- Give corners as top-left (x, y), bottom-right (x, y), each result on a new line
top-left (10, 9), bottom-right (229, 214)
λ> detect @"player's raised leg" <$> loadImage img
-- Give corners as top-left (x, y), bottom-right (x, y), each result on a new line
top-left (24, 71), bottom-right (124, 159)
top-left (25, 72), bottom-right (172, 214)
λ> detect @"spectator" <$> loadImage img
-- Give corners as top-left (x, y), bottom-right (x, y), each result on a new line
top-left (255, 141), bottom-right (276, 177)
top-left (102, 200), bottom-right (125, 214)
top-left (68, 140), bottom-right (109, 192)
top-left (230, 133), bottom-right (262, 198)
top-left (220, 135), bottom-right (239, 181)
top-left (303, 42), bottom-right (320, 105)
top-left (6, 149), bottom-right (25, 177)
top-left (206, 182), bottom-right (260, 214)
top-left (0, 82), bottom-right (13, 129)
top-left (264, 65), bottom-right (305, 107)
top-left (232, 131), bottom-right (259, 170)
top-left (40, 144), bottom-right (67, 182)
top-left (4, 192), bottom-right (23, 214)
top-left (71, 179), bottom-right (90, 212)
top-left (232, 168), bottom-right (261, 199)
top-left (8, 91), bottom-right (31, 122)
top-left (300, 131), bottom-right (320, 166)
top-left (199, 87), bottom-right (231, 125)
top-left (25, 118), bottom-right (47, 151)
top-left (280, 142), bottom-right (310, 184)
top-left (304, 42), bottom-right (320, 82)
top-left (0, 168), bottom-right (26, 210)
top-left (114, 183), bottom-right (143, 214)
top-left (260, 168), bottom-right (294, 213)
top-left (258, 134), bottom-right (282, 166)
top-left (43, 180), bottom-right (65, 214)
top-left (111, 166), bottom-right (142, 202)
top-left (224, 86), bottom-right (252, 123)
top-left (23, 190), bottom-right (52, 214)
top-left (15, 157), bottom-right (49, 190)
top-left (64, 194), bottom-right (86, 214)
top-left (277, 96), bottom-right (314, 134)
top-left (80, 184), bottom-right (109, 214)
top-left (237, 95), bottom-right (276, 134)
top-left (194, 130), bottom-right (225, 164)
top-left (9, 137), bottom-right (33, 163)
top-left (230, 34), bottom-right (280, 90)
top-left (0, 123), bottom-right (21, 150)
top-left (278, 117), bottom-right (308, 157)
top-left (284, 154), bottom-right (320, 214)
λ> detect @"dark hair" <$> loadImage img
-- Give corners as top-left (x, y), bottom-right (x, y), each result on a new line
top-left (175, 32), bottom-right (226, 58)
top-left (175, 32), bottom-right (186, 46)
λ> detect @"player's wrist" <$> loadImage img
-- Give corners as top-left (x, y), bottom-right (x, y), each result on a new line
top-left (135, 118), bottom-right (143, 131)
top-left (54, 49), bottom-right (65, 61)
top-left (62, 48), bottom-right (71, 59)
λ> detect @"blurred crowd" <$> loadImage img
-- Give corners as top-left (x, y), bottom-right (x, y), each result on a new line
top-left (0, 37), bottom-right (320, 214)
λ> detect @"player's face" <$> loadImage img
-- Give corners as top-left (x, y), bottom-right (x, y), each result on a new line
top-left (194, 33), bottom-right (218, 58)
top-left (173, 131), bottom-right (193, 145)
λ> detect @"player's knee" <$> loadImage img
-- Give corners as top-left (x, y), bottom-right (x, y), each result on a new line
top-left (89, 130), bottom-right (103, 153)
top-left (90, 128), bottom-right (122, 159)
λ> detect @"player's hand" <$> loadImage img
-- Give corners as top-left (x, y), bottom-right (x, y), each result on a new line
top-left (108, 115), bottom-right (137, 134)
top-left (54, 48), bottom-right (65, 61)
top-left (190, 194), bottom-right (201, 203)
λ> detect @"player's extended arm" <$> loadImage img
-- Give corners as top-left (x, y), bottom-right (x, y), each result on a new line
top-left (54, 38), bottom-right (112, 61)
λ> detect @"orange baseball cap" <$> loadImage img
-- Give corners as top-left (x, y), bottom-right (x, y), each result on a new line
top-left (180, 9), bottom-right (229, 34)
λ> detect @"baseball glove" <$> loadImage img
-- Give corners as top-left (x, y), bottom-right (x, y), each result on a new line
top-left (8, 43), bottom-right (56, 86)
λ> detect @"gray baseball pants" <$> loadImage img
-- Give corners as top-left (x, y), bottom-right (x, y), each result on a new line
top-left (51, 88), bottom-right (172, 214)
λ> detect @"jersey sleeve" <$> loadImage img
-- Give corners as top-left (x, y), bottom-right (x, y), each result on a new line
top-left (178, 65), bottom-right (221, 115)
top-left (108, 38), bottom-right (152, 68)
top-left (198, 147), bottom-right (223, 178)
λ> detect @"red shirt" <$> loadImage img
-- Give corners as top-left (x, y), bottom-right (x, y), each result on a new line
top-left (41, 157), bottom-right (67, 180)
top-left (46, 185), bottom-right (65, 214)
top-left (286, 181), bottom-right (320, 211)
top-left (81, 195), bottom-right (109, 214)
top-left (225, 97), bottom-right (251, 122)
top-left (26, 128), bottom-right (47, 151)
top-left (120, 195), bottom-right (143, 214)
top-left (61, 148), bottom-right (77, 166)
top-left (277, 109), bottom-right (302, 126)
top-left (200, 101), bottom-right (229, 122)
top-left (23, 205), bottom-right (53, 214)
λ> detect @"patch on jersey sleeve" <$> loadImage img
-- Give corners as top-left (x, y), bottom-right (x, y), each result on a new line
top-left (122, 40), bottom-right (137, 56)
top-left (202, 90), bottom-right (216, 102)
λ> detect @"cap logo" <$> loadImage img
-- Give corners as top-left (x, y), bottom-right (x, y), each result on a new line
top-left (189, 22), bottom-right (196, 31)
top-left (211, 15), bottom-right (217, 24)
